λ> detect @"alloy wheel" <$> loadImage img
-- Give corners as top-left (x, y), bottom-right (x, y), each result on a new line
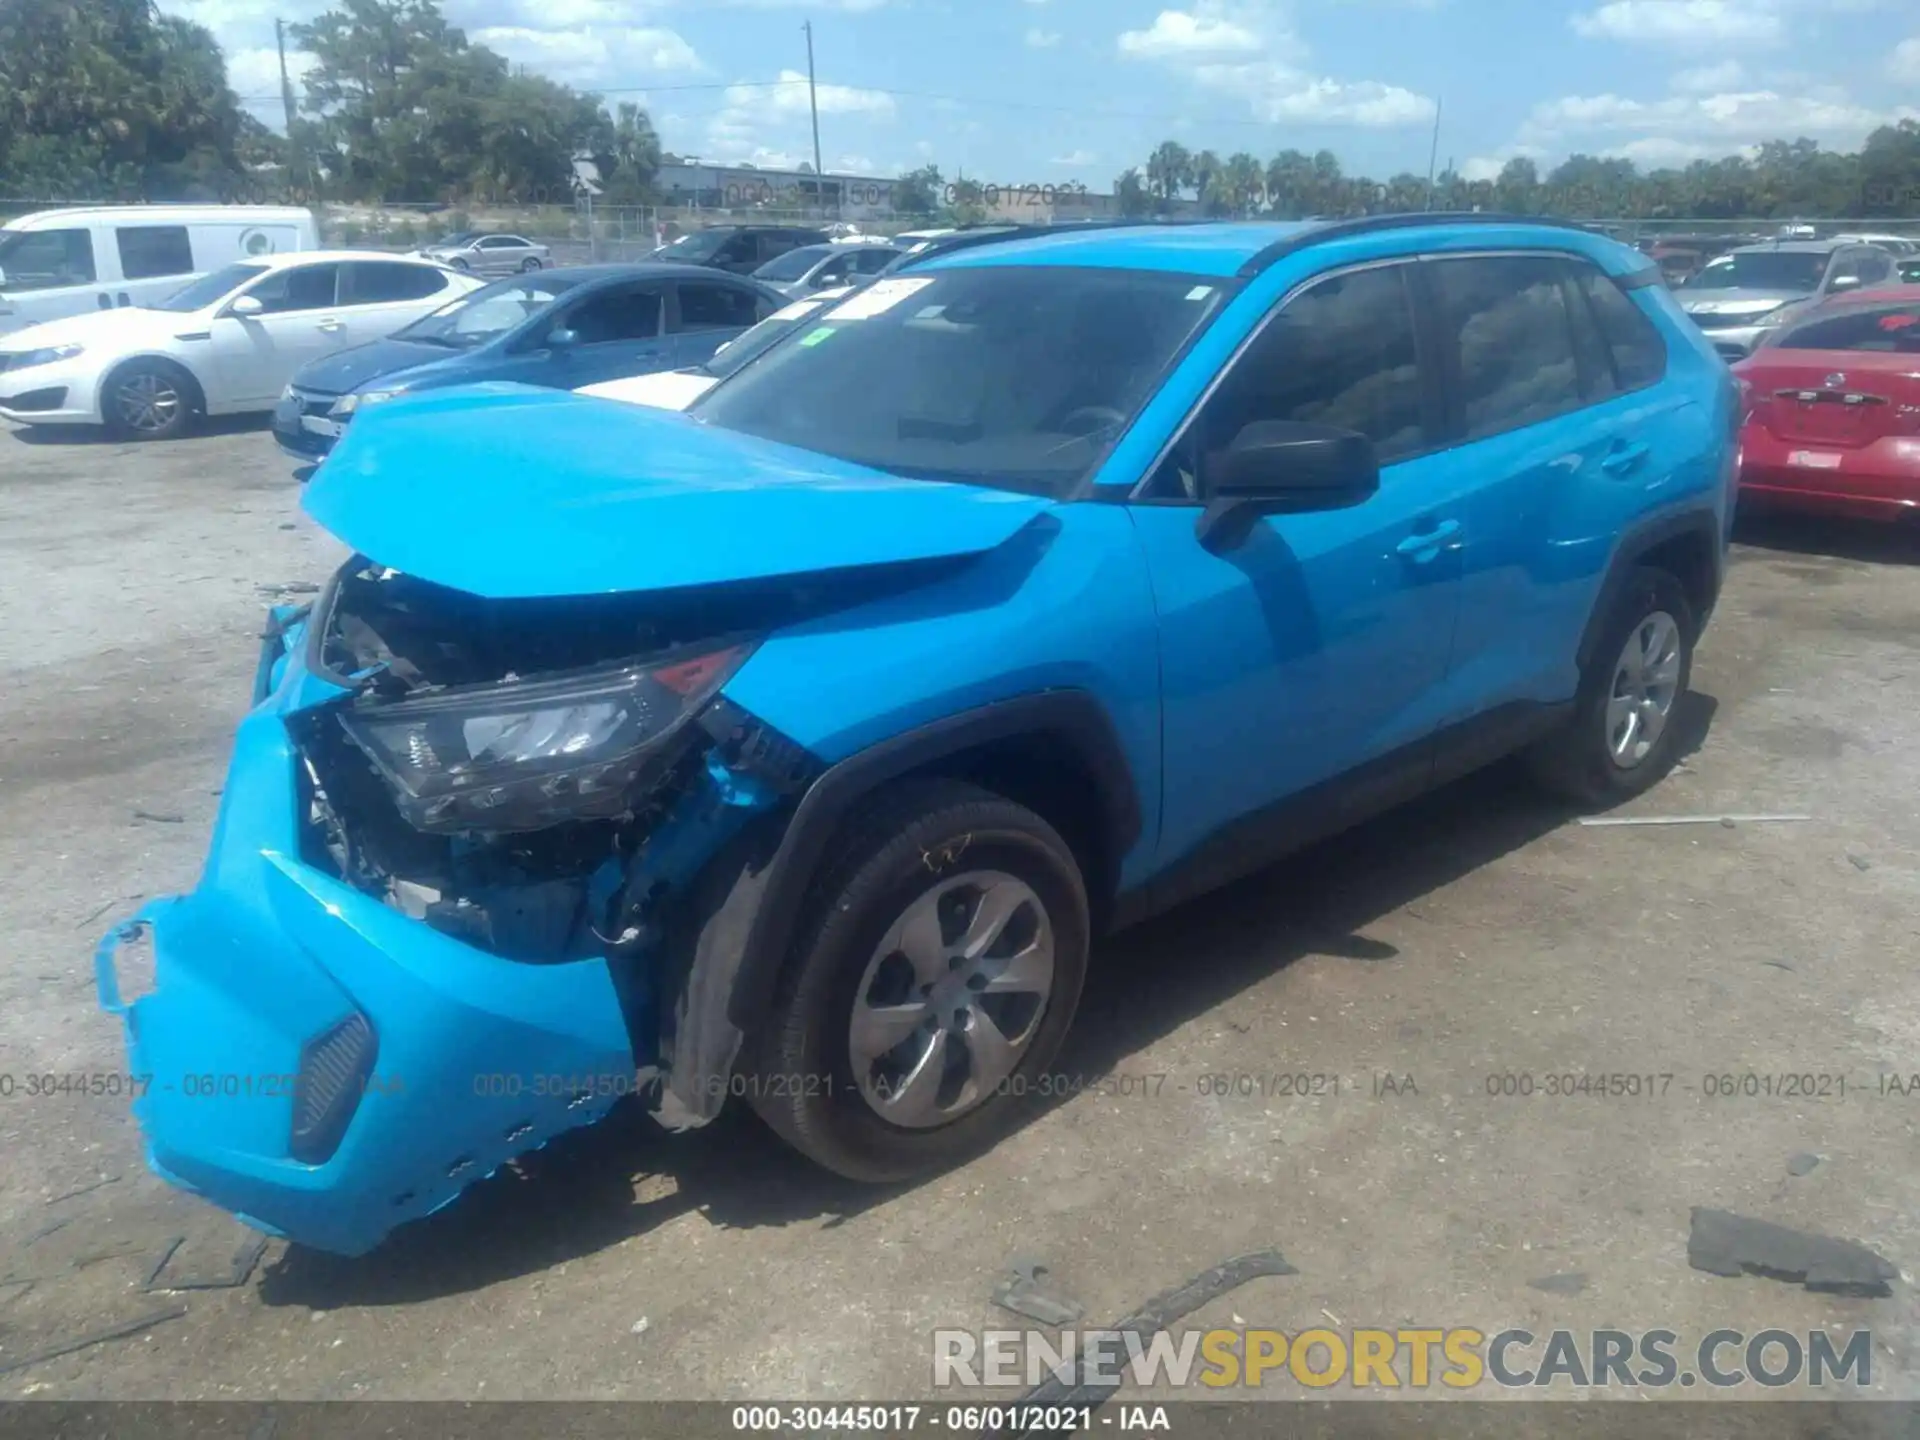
top-left (113, 372), bottom-right (182, 436)
top-left (847, 870), bottom-right (1055, 1128)
top-left (1606, 610), bottom-right (1682, 768)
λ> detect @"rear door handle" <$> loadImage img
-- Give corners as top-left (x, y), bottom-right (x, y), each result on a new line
top-left (317, 318), bottom-right (344, 333)
top-left (1601, 441), bottom-right (1651, 475)
top-left (1396, 518), bottom-right (1462, 561)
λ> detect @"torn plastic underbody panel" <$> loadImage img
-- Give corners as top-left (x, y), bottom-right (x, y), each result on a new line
top-left (96, 562), bottom-right (822, 1256)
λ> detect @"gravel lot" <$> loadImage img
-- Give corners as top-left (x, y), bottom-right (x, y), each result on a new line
top-left (2, 415), bottom-right (1919, 1408)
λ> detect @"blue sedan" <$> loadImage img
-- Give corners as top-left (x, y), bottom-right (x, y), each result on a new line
top-left (272, 262), bottom-right (783, 465)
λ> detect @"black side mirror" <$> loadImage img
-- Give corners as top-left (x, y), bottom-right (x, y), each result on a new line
top-left (547, 327), bottom-right (579, 350)
top-left (1196, 420), bottom-right (1379, 550)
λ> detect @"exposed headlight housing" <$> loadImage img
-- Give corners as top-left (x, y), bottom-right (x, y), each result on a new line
top-left (331, 389), bottom-right (405, 419)
top-left (337, 642), bottom-right (756, 833)
top-left (6, 342), bottom-right (83, 370)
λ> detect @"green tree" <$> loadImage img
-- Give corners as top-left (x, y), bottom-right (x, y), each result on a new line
top-left (1113, 166), bottom-right (1151, 217)
top-left (1146, 139), bottom-right (1192, 210)
top-left (1494, 157), bottom-right (1539, 213)
top-left (1264, 149), bottom-right (1314, 217)
top-left (1219, 152), bottom-right (1265, 216)
top-left (892, 163), bottom-right (942, 216)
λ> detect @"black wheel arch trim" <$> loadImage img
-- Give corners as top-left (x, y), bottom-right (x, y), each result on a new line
top-left (1575, 506), bottom-right (1723, 674)
top-left (721, 689), bottom-right (1142, 1036)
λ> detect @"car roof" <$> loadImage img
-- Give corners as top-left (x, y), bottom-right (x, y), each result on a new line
top-left (1, 205), bottom-right (312, 230)
top-left (914, 215), bottom-right (1646, 280)
top-left (233, 248), bottom-right (456, 270)
top-left (1725, 239), bottom-right (1852, 255)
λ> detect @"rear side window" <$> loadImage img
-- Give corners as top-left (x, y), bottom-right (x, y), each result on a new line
top-left (116, 226), bottom-right (194, 280)
top-left (1431, 255), bottom-right (1586, 441)
top-left (676, 282), bottom-right (760, 331)
top-left (0, 227), bottom-right (97, 292)
top-left (1573, 266), bottom-right (1665, 392)
top-left (341, 261), bottom-right (449, 304)
top-left (1772, 304), bottom-right (1920, 353)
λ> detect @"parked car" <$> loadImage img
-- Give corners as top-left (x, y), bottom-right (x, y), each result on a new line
top-left (648, 224), bottom-right (829, 274)
top-left (0, 251), bottom-right (477, 439)
top-left (749, 242), bottom-right (899, 299)
top-left (1897, 257), bottom-right (1920, 285)
top-left (1731, 284), bottom-right (1920, 522)
top-left (273, 263), bottom-right (781, 464)
top-left (97, 216), bottom-right (1735, 1256)
top-left (1676, 240), bottom-right (1898, 359)
top-left (415, 232), bottom-right (552, 275)
top-left (1829, 233), bottom-right (1919, 258)
top-left (0, 204), bottom-right (318, 335)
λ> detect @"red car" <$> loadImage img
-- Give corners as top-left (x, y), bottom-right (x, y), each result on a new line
top-left (1731, 284), bottom-right (1920, 522)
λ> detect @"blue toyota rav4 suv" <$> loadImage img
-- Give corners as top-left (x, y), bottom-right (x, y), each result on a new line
top-left (99, 216), bottom-right (1736, 1255)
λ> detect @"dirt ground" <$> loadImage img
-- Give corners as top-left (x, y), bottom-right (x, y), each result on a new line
top-left (2, 414), bottom-right (1919, 1407)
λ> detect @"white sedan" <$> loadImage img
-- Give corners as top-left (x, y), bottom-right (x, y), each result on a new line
top-left (0, 251), bottom-right (481, 439)
top-left (577, 286), bottom-right (855, 411)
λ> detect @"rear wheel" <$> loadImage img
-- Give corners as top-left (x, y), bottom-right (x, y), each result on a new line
top-left (1527, 565), bottom-right (1695, 805)
top-left (746, 779), bottom-right (1090, 1182)
top-left (102, 360), bottom-right (199, 441)
top-left (520, 257), bottom-right (543, 272)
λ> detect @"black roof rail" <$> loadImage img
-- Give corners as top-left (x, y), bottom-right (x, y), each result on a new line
top-left (1233, 211), bottom-right (1632, 278)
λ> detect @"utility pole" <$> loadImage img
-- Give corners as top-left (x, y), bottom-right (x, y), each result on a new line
top-left (1424, 96), bottom-right (1443, 211)
top-left (802, 20), bottom-right (825, 219)
top-left (276, 18), bottom-right (305, 199)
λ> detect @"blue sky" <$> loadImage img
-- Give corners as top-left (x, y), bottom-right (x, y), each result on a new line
top-left (165, 0), bottom-right (1920, 186)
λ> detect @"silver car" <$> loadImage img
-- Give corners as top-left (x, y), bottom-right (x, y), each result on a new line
top-left (418, 232), bottom-right (552, 276)
top-left (749, 242), bottom-right (899, 300)
top-left (1676, 241), bottom-right (1898, 360)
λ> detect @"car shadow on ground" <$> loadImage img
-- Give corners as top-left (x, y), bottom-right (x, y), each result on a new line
top-left (7, 413), bottom-right (270, 446)
top-left (1733, 508), bottom-right (1919, 566)
top-left (260, 698), bottom-right (1718, 1310)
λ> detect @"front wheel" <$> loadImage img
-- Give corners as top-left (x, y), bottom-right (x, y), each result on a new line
top-left (1527, 565), bottom-right (1695, 805)
top-left (520, 257), bottom-right (543, 271)
top-left (746, 779), bottom-right (1090, 1183)
top-left (102, 361), bottom-right (198, 441)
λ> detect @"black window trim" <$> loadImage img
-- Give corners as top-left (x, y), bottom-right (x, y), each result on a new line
top-left (1122, 255), bottom-right (1447, 504)
top-left (336, 259), bottom-right (447, 308)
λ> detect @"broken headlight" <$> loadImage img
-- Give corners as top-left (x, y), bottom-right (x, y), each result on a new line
top-left (338, 641), bottom-right (754, 834)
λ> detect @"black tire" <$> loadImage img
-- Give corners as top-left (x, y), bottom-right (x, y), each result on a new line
top-left (101, 359), bottom-right (200, 441)
top-left (450, 256), bottom-right (471, 270)
top-left (746, 778), bottom-right (1090, 1183)
top-left (1527, 565), bottom-right (1696, 805)
top-left (520, 257), bottom-right (543, 271)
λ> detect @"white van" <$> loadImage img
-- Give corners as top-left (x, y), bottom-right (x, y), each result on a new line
top-left (0, 205), bottom-right (319, 335)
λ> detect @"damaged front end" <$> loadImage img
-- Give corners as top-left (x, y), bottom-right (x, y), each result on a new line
top-left (97, 559), bottom-right (819, 1256)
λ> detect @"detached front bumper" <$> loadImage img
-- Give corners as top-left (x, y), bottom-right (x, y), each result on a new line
top-left (95, 666), bottom-right (641, 1257)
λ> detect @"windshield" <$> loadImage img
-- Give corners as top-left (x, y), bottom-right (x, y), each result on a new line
top-left (434, 232), bottom-right (480, 247)
top-left (1685, 251), bottom-right (1828, 293)
top-left (1769, 302), bottom-right (1920, 353)
top-left (655, 230), bottom-right (733, 263)
top-left (152, 263), bottom-right (268, 312)
top-left (754, 245), bottom-right (832, 282)
top-left (691, 265), bottom-right (1232, 496)
top-left (396, 273), bottom-right (583, 346)
top-left (701, 296), bottom-right (837, 378)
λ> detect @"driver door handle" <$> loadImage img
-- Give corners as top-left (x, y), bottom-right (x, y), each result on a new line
top-left (1396, 518), bottom-right (1462, 561)
top-left (317, 318), bottom-right (345, 333)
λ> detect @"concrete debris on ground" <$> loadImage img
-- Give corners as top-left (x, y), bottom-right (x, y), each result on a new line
top-left (1527, 1272), bottom-right (1588, 1295)
top-left (992, 1260), bottom-right (1083, 1327)
top-left (1687, 1207), bottom-right (1895, 1297)
top-left (1786, 1153), bottom-right (1821, 1178)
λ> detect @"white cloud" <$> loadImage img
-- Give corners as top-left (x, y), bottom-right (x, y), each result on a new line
top-left (472, 25), bottom-right (703, 86)
top-left (1026, 27), bottom-right (1062, 46)
top-left (712, 0), bottom-right (892, 9)
top-left (1459, 156), bottom-right (1504, 182)
top-left (1570, 0), bottom-right (1782, 45)
top-left (833, 154), bottom-right (877, 172)
top-left (1051, 148), bottom-right (1097, 165)
top-left (705, 69), bottom-right (893, 165)
top-left (1670, 59), bottom-right (1744, 91)
top-left (1892, 37), bottom-right (1920, 81)
top-left (1118, 7), bottom-right (1263, 58)
top-left (1517, 87), bottom-right (1920, 161)
top-left (1117, 2), bottom-right (1431, 128)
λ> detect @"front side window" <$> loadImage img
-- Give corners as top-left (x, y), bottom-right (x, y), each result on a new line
top-left (1432, 255), bottom-right (1586, 441)
top-left (694, 264), bottom-right (1232, 497)
top-left (1770, 303), bottom-right (1920, 353)
top-left (241, 263), bottom-right (340, 314)
top-left (676, 282), bottom-right (761, 332)
top-left (397, 273), bottom-right (583, 347)
top-left (116, 226), bottom-right (194, 281)
top-left (0, 227), bottom-right (97, 292)
top-left (852, 247), bottom-right (897, 275)
top-left (154, 262), bottom-right (266, 312)
top-left (561, 285), bottom-right (661, 343)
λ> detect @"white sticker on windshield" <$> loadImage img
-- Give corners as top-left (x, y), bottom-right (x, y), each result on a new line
top-left (1186, 285), bottom-right (1215, 301)
top-left (771, 299), bottom-right (820, 321)
top-left (913, 305), bottom-right (947, 320)
top-left (826, 277), bottom-right (934, 321)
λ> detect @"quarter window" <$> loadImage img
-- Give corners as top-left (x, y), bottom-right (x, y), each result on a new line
top-left (676, 282), bottom-right (760, 331)
top-left (1431, 255), bottom-right (1584, 441)
top-left (1573, 266), bottom-right (1666, 392)
top-left (115, 226), bottom-right (194, 281)
top-left (341, 261), bottom-right (449, 304)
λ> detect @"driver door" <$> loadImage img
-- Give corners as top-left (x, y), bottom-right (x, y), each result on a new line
top-left (506, 280), bottom-right (668, 389)
top-left (1127, 261), bottom-right (1469, 872)
top-left (207, 261), bottom-right (349, 406)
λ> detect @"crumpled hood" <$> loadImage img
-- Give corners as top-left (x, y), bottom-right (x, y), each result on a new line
top-left (1679, 289), bottom-right (1811, 316)
top-left (0, 306), bottom-right (186, 351)
top-left (301, 382), bottom-right (1051, 600)
top-left (292, 336), bottom-right (472, 396)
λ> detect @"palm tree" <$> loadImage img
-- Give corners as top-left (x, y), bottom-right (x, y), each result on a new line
top-left (1191, 148), bottom-right (1223, 214)
top-left (1221, 152), bottom-right (1264, 215)
top-left (1146, 139), bottom-right (1192, 211)
top-left (1264, 149), bottom-right (1314, 218)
